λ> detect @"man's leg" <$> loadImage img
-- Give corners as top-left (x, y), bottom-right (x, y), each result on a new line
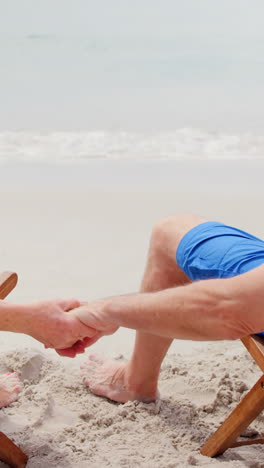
top-left (81, 214), bottom-right (207, 402)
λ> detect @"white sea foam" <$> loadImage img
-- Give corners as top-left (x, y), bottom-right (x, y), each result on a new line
top-left (0, 129), bottom-right (264, 164)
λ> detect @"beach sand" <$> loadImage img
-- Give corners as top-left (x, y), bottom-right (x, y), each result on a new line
top-left (1, 162), bottom-right (264, 467)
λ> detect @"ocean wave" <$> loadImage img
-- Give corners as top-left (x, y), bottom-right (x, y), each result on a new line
top-left (0, 129), bottom-right (264, 164)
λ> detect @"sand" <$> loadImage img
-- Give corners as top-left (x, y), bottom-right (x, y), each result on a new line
top-left (1, 162), bottom-right (264, 467)
top-left (1, 343), bottom-right (263, 468)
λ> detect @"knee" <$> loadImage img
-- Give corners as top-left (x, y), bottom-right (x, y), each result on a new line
top-left (150, 214), bottom-right (201, 248)
top-left (149, 215), bottom-right (185, 258)
top-left (149, 213), bottom-right (207, 261)
top-left (150, 216), bottom-right (175, 248)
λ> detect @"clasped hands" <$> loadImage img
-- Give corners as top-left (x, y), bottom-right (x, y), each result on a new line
top-left (27, 297), bottom-right (118, 358)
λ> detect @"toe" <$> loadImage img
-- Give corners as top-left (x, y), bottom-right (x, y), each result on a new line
top-left (82, 376), bottom-right (91, 386)
top-left (89, 383), bottom-right (107, 398)
top-left (13, 386), bottom-right (21, 393)
top-left (80, 361), bottom-right (96, 375)
top-left (88, 354), bottom-right (104, 364)
top-left (80, 359), bottom-right (99, 386)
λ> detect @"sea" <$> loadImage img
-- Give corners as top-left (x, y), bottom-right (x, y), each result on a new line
top-left (0, 0), bottom-right (264, 165)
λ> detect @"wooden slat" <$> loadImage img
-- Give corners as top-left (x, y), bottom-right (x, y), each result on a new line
top-left (0, 272), bottom-right (18, 300)
top-left (200, 374), bottom-right (264, 457)
top-left (230, 438), bottom-right (264, 448)
top-left (0, 432), bottom-right (28, 468)
top-left (241, 335), bottom-right (264, 373)
top-left (0, 272), bottom-right (28, 467)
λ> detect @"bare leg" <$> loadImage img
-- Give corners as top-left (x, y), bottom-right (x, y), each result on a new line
top-left (81, 214), bottom-right (207, 402)
top-left (0, 373), bottom-right (23, 408)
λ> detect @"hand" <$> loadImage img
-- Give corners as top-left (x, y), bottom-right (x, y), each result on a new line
top-left (24, 298), bottom-right (99, 354)
top-left (55, 336), bottom-right (100, 358)
top-left (69, 299), bottom-right (119, 336)
top-left (60, 299), bottom-right (119, 354)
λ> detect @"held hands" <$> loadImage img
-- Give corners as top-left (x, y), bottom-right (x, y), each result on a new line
top-left (57, 299), bottom-right (119, 357)
top-left (69, 299), bottom-right (119, 336)
top-left (26, 298), bottom-right (100, 357)
top-left (27, 297), bottom-right (119, 358)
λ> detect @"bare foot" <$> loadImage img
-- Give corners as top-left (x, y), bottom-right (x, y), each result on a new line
top-left (0, 372), bottom-right (23, 408)
top-left (80, 354), bottom-right (158, 403)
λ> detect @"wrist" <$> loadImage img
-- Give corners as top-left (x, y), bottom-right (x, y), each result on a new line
top-left (0, 300), bottom-right (35, 334)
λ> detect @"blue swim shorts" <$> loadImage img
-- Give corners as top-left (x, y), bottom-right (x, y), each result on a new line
top-left (176, 221), bottom-right (264, 337)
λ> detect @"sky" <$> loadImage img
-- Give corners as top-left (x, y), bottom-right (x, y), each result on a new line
top-left (1, 1), bottom-right (264, 38)
top-left (0, 1), bottom-right (264, 131)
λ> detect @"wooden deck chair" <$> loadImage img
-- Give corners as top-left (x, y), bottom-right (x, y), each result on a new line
top-left (0, 272), bottom-right (28, 468)
top-left (200, 334), bottom-right (264, 457)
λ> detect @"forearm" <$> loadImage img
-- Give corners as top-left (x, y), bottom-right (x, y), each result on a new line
top-left (0, 297), bottom-right (97, 355)
top-left (105, 277), bottom-right (250, 341)
top-left (0, 300), bottom-right (33, 334)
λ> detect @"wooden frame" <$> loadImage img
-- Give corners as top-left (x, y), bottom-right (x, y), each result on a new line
top-left (0, 272), bottom-right (28, 468)
top-left (200, 335), bottom-right (264, 457)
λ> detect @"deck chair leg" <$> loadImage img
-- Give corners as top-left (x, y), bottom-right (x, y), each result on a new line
top-left (200, 374), bottom-right (264, 457)
top-left (0, 272), bottom-right (28, 467)
top-left (0, 432), bottom-right (28, 468)
top-left (0, 272), bottom-right (18, 300)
